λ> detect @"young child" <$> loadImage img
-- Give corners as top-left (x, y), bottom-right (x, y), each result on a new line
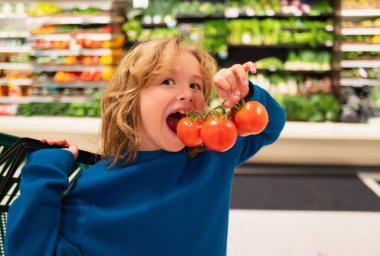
top-left (5, 37), bottom-right (286, 255)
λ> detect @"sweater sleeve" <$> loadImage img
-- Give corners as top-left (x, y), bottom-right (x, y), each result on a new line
top-left (5, 149), bottom-right (75, 256)
top-left (233, 81), bottom-right (286, 166)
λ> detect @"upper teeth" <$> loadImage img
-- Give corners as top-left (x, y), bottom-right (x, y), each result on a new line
top-left (179, 110), bottom-right (186, 114)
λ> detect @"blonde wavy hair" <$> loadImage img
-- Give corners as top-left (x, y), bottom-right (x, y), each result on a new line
top-left (100, 37), bottom-right (217, 167)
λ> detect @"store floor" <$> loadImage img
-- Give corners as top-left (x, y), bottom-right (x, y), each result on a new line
top-left (227, 164), bottom-right (380, 256)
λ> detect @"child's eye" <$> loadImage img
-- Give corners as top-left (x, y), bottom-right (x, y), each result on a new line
top-left (162, 79), bottom-right (175, 86)
top-left (190, 83), bottom-right (202, 91)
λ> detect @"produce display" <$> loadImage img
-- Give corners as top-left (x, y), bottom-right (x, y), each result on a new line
top-left (369, 85), bottom-right (380, 110)
top-left (0, 1), bottom-right (125, 116)
top-left (227, 18), bottom-right (333, 46)
top-left (16, 91), bottom-right (101, 117)
top-left (341, 68), bottom-right (380, 80)
top-left (255, 50), bottom-right (331, 71)
top-left (226, 0), bottom-right (333, 16)
top-left (342, 35), bottom-right (380, 44)
top-left (248, 73), bottom-right (332, 99)
top-left (0, 2), bottom-right (28, 16)
top-left (176, 100), bottom-right (268, 152)
top-left (342, 18), bottom-right (380, 28)
top-left (343, 51), bottom-right (380, 60)
top-left (341, 0), bottom-right (380, 9)
top-left (285, 50), bottom-right (331, 71)
top-left (283, 93), bottom-right (340, 122)
top-left (123, 16), bottom-right (227, 58)
top-left (339, 2), bottom-right (380, 122)
top-left (0, 0), bottom-right (378, 124)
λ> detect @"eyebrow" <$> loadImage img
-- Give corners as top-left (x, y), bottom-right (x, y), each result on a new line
top-left (191, 75), bottom-right (203, 82)
top-left (169, 69), bottom-right (203, 82)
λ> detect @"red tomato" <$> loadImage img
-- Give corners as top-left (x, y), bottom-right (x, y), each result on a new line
top-left (234, 101), bottom-right (268, 136)
top-left (177, 117), bottom-right (203, 147)
top-left (201, 119), bottom-right (237, 152)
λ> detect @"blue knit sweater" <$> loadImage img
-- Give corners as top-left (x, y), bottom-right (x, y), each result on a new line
top-left (5, 84), bottom-right (286, 256)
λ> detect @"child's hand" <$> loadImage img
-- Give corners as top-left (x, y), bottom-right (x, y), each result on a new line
top-left (40, 138), bottom-right (78, 160)
top-left (213, 61), bottom-right (256, 108)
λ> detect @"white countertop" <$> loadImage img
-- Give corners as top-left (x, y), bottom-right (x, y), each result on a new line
top-left (1, 117), bottom-right (380, 166)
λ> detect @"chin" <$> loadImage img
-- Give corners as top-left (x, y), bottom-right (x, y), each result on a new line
top-left (164, 143), bottom-right (185, 152)
top-left (160, 137), bottom-right (185, 152)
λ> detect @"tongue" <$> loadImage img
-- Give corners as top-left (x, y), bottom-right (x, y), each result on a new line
top-left (167, 114), bottom-right (180, 133)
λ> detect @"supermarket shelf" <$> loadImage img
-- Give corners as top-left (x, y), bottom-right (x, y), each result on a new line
top-left (176, 13), bottom-right (224, 21)
top-left (256, 68), bottom-right (331, 74)
top-left (81, 48), bottom-right (111, 56)
top-left (27, 14), bottom-right (123, 25)
top-left (341, 60), bottom-right (380, 68)
top-left (340, 44), bottom-right (380, 52)
top-left (0, 31), bottom-right (29, 38)
top-left (32, 49), bottom-right (80, 56)
top-left (228, 43), bottom-right (333, 49)
top-left (30, 33), bottom-right (117, 41)
top-left (0, 119), bottom-right (379, 166)
top-left (34, 81), bottom-right (106, 88)
top-left (0, 63), bottom-right (32, 70)
top-left (0, 78), bottom-right (33, 86)
top-left (224, 11), bottom-right (335, 19)
top-left (76, 33), bottom-right (117, 41)
top-left (0, 96), bottom-right (90, 104)
top-left (341, 27), bottom-right (380, 35)
top-left (340, 78), bottom-right (380, 87)
top-left (282, 25), bottom-right (334, 32)
top-left (141, 23), bottom-right (175, 28)
top-left (0, 46), bottom-right (31, 53)
top-left (31, 48), bottom-right (111, 56)
top-left (30, 34), bottom-right (72, 41)
top-left (33, 64), bottom-right (106, 72)
top-left (340, 9), bottom-right (380, 17)
top-left (0, 13), bottom-right (27, 19)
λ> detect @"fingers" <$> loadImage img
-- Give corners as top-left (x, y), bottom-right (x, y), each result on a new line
top-left (231, 64), bottom-right (249, 98)
top-left (242, 61), bottom-right (257, 74)
top-left (214, 68), bottom-right (240, 108)
top-left (39, 138), bottom-right (78, 159)
top-left (213, 63), bottom-right (254, 108)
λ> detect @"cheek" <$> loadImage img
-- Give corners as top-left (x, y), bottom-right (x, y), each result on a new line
top-left (195, 94), bottom-right (206, 112)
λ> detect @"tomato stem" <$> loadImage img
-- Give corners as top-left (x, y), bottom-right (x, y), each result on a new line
top-left (186, 110), bottom-right (204, 121)
top-left (233, 99), bottom-right (246, 111)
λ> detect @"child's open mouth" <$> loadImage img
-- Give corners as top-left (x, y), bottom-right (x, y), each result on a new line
top-left (166, 112), bottom-right (186, 134)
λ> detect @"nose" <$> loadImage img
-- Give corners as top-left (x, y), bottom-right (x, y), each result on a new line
top-left (176, 86), bottom-right (193, 102)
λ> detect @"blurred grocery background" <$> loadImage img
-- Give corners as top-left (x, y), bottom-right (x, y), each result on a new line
top-left (0, 0), bottom-right (379, 166)
top-left (0, 1), bottom-right (379, 256)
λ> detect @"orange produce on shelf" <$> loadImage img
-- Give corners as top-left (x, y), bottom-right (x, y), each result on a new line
top-left (76, 38), bottom-right (84, 47)
top-left (93, 71), bottom-right (102, 81)
top-left (111, 35), bottom-right (125, 48)
top-left (91, 56), bottom-right (100, 65)
top-left (100, 55), bottom-right (113, 65)
top-left (64, 56), bottom-right (77, 65)
top-left (54, 71), bottom-right (65, 82)
top-left (52, 41), bottom-right (69, 49)
top-left (92, 41), bottom-right (103, 49)
top-left (54, 71), bottom-right (77, 82)
top-left (32, 25), bottom-right (57, 34)
top-left (102, 25), bottom-right (112, 33)
top-left (81, 56), bottom-right (93, 66)
top-left (102, 41), bottom-right (112, 48)
top-left (80, 71), bottom-right (91, 81)
top-left (101, 66), bottom-right (115, 81)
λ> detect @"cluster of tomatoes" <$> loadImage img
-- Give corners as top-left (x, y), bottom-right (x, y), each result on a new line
top-left (177, 100), bottom-right (269, 152)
